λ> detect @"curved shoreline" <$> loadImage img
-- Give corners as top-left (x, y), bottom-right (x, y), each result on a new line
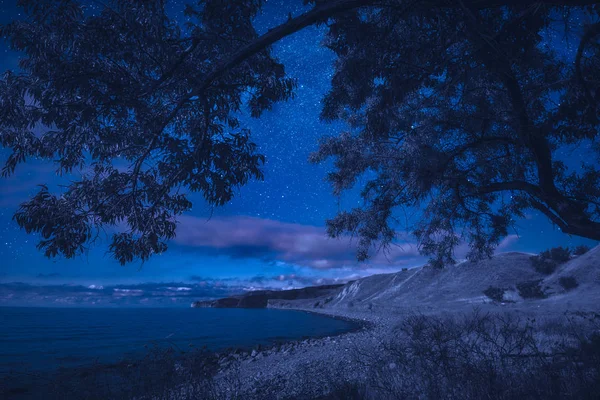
top-left (0, 307), bottom-right (365, 399)
top-left (205, 307), bottom-right (372, 369)
top-left (283, 307), bottom-right (377, 333)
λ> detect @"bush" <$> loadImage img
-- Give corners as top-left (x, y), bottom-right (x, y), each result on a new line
top-left (540, 246), bottom-right (572, 262)
top-left (517, 280), bottom-right (547, 299)
top-left (559, 276), bottom-right (579, 291)
top-left (531, 246), bottom-right (573, 275)
top-left (573, 245), bottom-right (591, 256)
top-left (530, 256), bottom-right (558, 274)
top-left (483, 286), bottom-right (505, 302)
top-left (530, 256), bottom-right (558, 275)
top-left (369, 311), bottom-right (600, 400)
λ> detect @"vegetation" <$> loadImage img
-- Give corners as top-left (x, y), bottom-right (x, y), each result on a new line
top-left (483, 286), bottom-right (505, 303)
top-left (0, 1), bottom-right (599, 266)
top-left (530, 256), bottom-right (558, 275)
top-left (337, 311), bottom-right (600, 400)
top-left (516, 280), bottom-right (547, 299)
top-left (5, 310), bottom-right (599, 400)
top-left (530, 246), bottom-right (573, 275)
top-left (309, 3), bottom-right (600, 266)
top-left (559, 276), bottom-right (580, 291)
top-left (539, 246), bottom-right (572, 263)
top-left (573, 245), bottom-right (592, 256)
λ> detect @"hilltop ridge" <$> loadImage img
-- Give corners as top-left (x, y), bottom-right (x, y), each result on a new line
top-left (193, 245), bottom-right (600, 311)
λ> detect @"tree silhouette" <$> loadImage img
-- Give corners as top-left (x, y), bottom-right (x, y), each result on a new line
top-left (310, 1), bottom-right (600, 266)
top-left (1, 0), bottom-right (599, 266)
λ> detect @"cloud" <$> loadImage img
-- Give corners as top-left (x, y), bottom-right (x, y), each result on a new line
top-left (0, 273), bottom-right (361, 307)
top-left (208, 273), bottom-right (355, 289)
top-left (174, 216), bottom-right (424, 269)
top-left (0, 281), bottom-right (243, 307)
top-left (36, 273), bottom-right (62, 279)
top-left (496, 234), bottom-right (520, 252)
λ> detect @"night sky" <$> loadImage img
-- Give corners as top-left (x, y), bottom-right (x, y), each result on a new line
top-left (0, 0), bottom-right (597, 306)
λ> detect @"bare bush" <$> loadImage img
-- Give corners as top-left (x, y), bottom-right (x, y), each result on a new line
top-left (352, 310), bottom-right (600, 400)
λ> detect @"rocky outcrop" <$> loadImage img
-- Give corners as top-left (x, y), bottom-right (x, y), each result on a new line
top-left (191, 284), bottom-right (346, 308)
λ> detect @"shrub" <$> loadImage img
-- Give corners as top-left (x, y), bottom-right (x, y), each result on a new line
top-left (483, 286), bottom-right (505, 302)
top-left (540, 246), bottom-right (572, 262)
top-left (370, 311), bottom-right (600, 400)
top-left (559, 276), bottom-right (579, 291)
top-left (530, 255), bottom-right (558, 274)
top-left (573, 245), bottom-right (591, 256)
top-left (517, 280), bottom-right (547, 299)
top-left (531, 246), bottom-right (572, 275)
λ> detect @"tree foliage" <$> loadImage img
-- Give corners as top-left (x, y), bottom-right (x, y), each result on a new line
top-left (310, 1), bottom-right (600, 265)
top-left (0, 0), bottom-right (294, 264)
top-left (1, 0), bottom-right (599, 266)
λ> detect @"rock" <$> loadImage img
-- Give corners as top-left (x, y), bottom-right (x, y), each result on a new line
top-left (388, 362), bottom-right (397, 370)
top-left (251, 350), bottom-right (257, 357)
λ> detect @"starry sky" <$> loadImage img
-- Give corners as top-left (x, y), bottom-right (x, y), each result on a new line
top-left (0, 0), bottom-right (597, 307)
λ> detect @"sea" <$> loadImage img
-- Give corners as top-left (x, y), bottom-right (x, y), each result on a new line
top-left (0, 306), bottom-right (357, 375)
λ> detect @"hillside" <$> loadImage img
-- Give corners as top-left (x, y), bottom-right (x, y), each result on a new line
top-left (191, 284), bottom-right (345, 308)
top-left (192, 245), bottom-right (600, 311)
top-left (270, 245), bottom-right (600, 311)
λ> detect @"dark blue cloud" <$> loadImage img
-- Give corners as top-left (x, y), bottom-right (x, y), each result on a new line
top-left (35, 273), bottom-right (62, 279)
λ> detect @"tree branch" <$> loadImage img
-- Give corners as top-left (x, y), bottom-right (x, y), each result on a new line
top-left (470, 180), bottom-right (544, 197)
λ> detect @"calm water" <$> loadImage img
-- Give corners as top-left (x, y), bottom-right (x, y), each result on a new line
top-left (0, 307), bottom-right (357, 374)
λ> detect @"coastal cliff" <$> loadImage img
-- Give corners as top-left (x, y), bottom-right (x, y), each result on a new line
top-left (191, 283), bottom-right (345, 308)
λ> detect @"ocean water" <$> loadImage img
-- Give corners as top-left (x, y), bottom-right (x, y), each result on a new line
top-left (0, 307), bottom-right (357, 374)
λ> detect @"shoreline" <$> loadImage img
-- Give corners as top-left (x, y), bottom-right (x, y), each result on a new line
top-left (0, 308), bottom-right (366, 376)
top-left (208, 304), bottom-right (393, 398)
top-left (287, 307), bottom-right (377, 331)
top-left (0, 307), bottom-right (367, 400)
